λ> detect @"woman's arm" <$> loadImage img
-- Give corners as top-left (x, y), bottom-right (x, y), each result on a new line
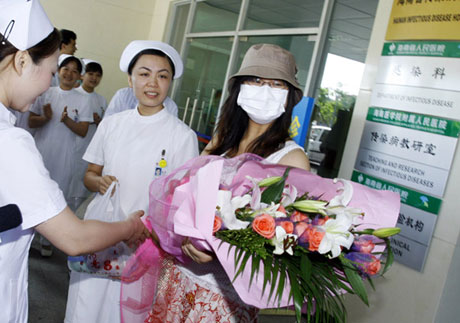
top-left (61, 107), bottom-right (89, 137)
top-left (36, 206), bottom-right (148, 256)
top-left (278, 149), bottom-right (311, 171)
top-left (201, 136), bottom-right (218, 156)
top-left (28, 103), bottom-right (52, 128)
top-left (84, 163), bottom-right (117, 194)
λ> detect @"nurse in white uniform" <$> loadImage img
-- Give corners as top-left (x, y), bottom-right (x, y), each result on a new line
top-left (0, 2), bottom-right (149, 322)
top-left (64, 40), bottom-right (199, 323)
top-left (68, 59), bottom-right (108, 211)
top-left (29, 54), bottom-right (93, 201)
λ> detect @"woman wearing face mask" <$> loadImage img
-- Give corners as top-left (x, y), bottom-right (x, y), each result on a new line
top-left (147, 44), bottom-right (310, 322)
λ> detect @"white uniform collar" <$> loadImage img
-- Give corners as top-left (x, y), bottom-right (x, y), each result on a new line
top-left (0, 102), bottom-right (17, 127)
top-left (133, 105), bottom-right (168, 123)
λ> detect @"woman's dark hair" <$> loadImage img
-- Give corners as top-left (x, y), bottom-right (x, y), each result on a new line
top-left (0, 28), bottom-right (61, 64)
top-left (85, 62), bottom-right (103, 75)
top-left (207, 76), bottom-right (303, 158)
top-left (59, 56), bottom-right (83, 74)
top-left (127, 49), bottom-right (175, 77)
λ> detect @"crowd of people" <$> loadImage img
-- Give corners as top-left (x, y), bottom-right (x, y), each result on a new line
top-left (0, 1), bottom-right (311, 323)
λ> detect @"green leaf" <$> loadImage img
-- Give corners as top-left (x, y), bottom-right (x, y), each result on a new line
top-left (261, 167), bottom-right (290, 204)
top-left (233, 251), bottom-right (252, 281)
top-left (268, 258), bottom-right (280, 303)
top-left (382, 239), bottom-right (395, 275)
top-left (249, 253), bottom-right (260, 287)
top-left (367, 277), bottom-right (376, 291)
top-left (262, 256), bottom-right (272, 297)
top-left (300, 253), bottom-right (312, 282)
top-left (340, 255), bottom-right (369, 306)
top-left (287, 269), bottom-right (303, 323)
top-left (276, 262), bottom-right (287, 307)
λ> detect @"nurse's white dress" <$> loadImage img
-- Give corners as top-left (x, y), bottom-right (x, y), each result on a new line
top-left (0, 104), bottom-right (67, 323)
top-left (64, 107), bottom-right (199, 323)
top-left (68, 87), bottom-right (107, 208)
top-left (30, 87), bottom-right (93, 200)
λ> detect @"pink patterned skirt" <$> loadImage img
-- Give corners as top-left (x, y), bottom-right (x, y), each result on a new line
top-left (144, 258), bottom-right (259, 323)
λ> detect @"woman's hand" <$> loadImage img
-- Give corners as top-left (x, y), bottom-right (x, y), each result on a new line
top-left (60, 106), bottom-right (68, 122)
top-left (93, 112), bottom-right (102, 125)
top-left (43, 103), bottom-right (52, 120)
top-left (98, 175), bottom-right (117, 195)
top-left (181, 237), bottom-right (214, 264)
top-left (124, 210), bottom-right (150, 248)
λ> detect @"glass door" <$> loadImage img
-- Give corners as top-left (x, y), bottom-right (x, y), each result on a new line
top-left (174, 37), bottom-right (233, 139)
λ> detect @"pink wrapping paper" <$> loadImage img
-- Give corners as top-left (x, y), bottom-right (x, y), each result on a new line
top-left (121, 153), bottom-right (400, 321)
top-left (171, 156), bottom-right (400, 308)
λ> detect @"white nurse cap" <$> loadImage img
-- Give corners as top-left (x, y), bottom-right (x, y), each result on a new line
top-left (82, 58), bottom-right (100, 66)
top-left (119, 40), bottom-right (183, 79)
top-left (58, 54), bottom-right (83, 73)
top-left (58, 54), bottom-right (72, 67)
top-left (0, 0), bottom-right (53, 51)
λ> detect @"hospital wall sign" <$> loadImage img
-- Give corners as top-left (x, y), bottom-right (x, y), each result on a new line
top-left (386, 0), bottom-right (460, 40)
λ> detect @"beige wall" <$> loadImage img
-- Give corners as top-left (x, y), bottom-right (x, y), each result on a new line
top-left (41, 0), bottom-right (174, 102)
top-left (339, 1), bottom-right (460, 322)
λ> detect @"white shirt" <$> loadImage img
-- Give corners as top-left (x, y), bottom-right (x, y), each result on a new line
top-left (68, 87), bottom-right (107, 199)
top-left (84, 107), bottom-right (198, 215)
top-left (265, 140), bottom-right (305, 163)
top-left (0, 103), bottom-right (67, 323)
top-left (104, 87), bottom-right (178, 118)
top-left (30, 87), bottom-right (93, 199)
top-left (64, 107), bottom-right (198, 323)
top-left (10, 109), bottom-right (36, 136)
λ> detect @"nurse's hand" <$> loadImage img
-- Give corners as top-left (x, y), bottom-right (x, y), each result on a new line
top-left (43, 103), bottom-right (52, 120)
top-left (181, 237), bottom-right (214, 264)
top-left (124, 210), bottom-right (150, 248)
top-left (93, 112), bottom-right (102, 125)
top-left (60, 106), bottom-right (68, 122)
top-left (98, 175), bottom-right (117, 195)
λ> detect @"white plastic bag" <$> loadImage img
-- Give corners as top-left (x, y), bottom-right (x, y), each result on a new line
top-left (68, 181), bottom-right (133, 277)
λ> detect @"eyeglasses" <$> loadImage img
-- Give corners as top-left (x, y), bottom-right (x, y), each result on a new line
top-left (245, 77), bottom-right (288, 89)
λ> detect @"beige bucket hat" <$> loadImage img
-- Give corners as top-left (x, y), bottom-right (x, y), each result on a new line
top-left (228, 43), bottom-right (303, 97)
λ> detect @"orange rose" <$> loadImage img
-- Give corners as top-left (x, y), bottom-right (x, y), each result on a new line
top-left (213, 215), bottom-right (222, 233)
top-left (294, 222), bottom-right (309, 237)
top-left (290, 210), bottom-right (308, 222)
top-left (277, 204), bottom-right (287, 215)
top-left (278, 221), bottom-right (294, 234)
top-left (252, 214), bottom-right (276, 239)
top-left (366, 256), bottom-right (381, 276)
top-left (315, 216), bottom-right (329, 226)
top-left (306, 227), bottom-right (325, 252)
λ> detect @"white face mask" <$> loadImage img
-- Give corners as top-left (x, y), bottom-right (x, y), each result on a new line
top-left (237, 84), bottom-right (288, 125)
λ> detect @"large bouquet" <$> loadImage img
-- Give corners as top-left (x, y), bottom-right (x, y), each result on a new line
top-left (120, 154), bottom-right (400, 323)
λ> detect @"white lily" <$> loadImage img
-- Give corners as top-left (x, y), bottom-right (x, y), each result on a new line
top-left (326, 205), bottom-right (364, 225)
top-left (216, 190), bottom-right (251, 230)
top-left (328, 178), bottom-right (353, 207)
top-left (253, 202), bottom-right (286, 218)
top-left (317, 214), bottom-right (355, 258)
top-left (281, 184), bottom-right (298, 206)
top-left (272, 226), bottom-right (298, 255)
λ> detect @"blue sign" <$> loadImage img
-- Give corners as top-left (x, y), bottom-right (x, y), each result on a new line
top-left (290, 96), bottom-right (315, 147)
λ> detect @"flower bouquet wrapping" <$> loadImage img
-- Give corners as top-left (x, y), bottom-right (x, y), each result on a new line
top-left (120, 153), bottom-right (400, 323)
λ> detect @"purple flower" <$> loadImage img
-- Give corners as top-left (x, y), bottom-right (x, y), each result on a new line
top-left (345, 252), bottom-right (381, 276)
top-left (351, 235), bottom-right (378, 253)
